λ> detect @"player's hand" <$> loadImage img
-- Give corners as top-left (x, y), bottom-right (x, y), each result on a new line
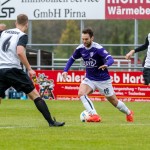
top-left (98, 65), bottom-right (108, 70)
top-left (32, 76), bottom-right (37, 83)
top-left (28, 68), bottom-right (36, 78)
top-left (62, 72), bottom-right (68, 80)
top-left (125, 50), bottom-right (135, 60)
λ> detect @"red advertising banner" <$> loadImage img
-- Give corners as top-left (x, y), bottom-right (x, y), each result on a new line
top-left (106, 0), bottom-right (150, 19)
top-left (34, 70), bottom-right (150, 102)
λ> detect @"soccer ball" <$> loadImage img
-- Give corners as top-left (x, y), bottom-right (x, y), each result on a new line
top-left (80, 110), bottom-right (90, 122)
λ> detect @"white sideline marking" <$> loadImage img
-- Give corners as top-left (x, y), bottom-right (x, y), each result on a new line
top-left (70, 123), bottom-right (150, 126)
top-left (0, 124), bottom-right (150, 128)
top-left (0, 126), bottom-right (34, 129)
top-left (121, 124), bottom-right (150, 126)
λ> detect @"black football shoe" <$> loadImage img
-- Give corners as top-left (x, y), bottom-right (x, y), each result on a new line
top-left (49, 117), bottom-right (65, 127)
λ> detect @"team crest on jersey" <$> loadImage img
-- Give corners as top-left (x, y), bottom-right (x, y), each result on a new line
top-left (90, 52), bottom-right (94, 57)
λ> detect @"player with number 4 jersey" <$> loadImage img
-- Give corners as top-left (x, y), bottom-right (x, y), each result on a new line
top-left (62, 28), bottom-right (133, 122)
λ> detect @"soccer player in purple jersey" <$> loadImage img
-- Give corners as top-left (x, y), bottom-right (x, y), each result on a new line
top-left (62, 28), bottom-right (133, 122)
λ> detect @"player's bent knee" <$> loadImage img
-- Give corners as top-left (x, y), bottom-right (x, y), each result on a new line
top-left (27, 89), bottom-right (40, 100)
top-left (78, 92), bottom-right (85, 98)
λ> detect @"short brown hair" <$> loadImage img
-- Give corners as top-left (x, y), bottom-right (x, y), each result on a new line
top-left (17, 14), bottom-right (28, 26)
top-left (0, 24), bottom-right (6, 30)
top-left (82, 28), bottom-right (94, 38)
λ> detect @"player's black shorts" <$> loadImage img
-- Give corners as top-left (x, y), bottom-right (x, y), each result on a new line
top-left (0, 68), bottom-right (35, 98)
top-left (143, 67), bottom-right (150, 85)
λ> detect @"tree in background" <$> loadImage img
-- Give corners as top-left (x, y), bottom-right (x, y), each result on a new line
top-left (31, 20), bottom-right (66, 52)
top-left (0, 20), bottom-right (15, 29)
top-left (54, 20), bottom-right (80, 58)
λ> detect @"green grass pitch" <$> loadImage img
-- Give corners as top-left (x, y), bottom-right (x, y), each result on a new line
top-left (0, 99), bottom-right (150, 150)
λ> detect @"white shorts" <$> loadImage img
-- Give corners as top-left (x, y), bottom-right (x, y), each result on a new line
top-left (81, 78), bottom-right (115, 97)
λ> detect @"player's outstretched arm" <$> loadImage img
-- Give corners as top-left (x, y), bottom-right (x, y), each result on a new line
top-left (62, 56), bottom-right (75, 80)
top-left (125, 50), bottom-right (135, 60)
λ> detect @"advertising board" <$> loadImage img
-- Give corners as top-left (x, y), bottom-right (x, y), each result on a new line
top-left (34, 70), bottom-right (150, 101)
top-left (1, 0), bottom-right (150, 20)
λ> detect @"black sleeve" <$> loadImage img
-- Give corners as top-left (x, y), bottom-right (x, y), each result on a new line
top-left (0, 30), bottom-right (3, 37)
top-left (17, 34), bottom-right (28, 48)
top-left (134, 36), bottom-right (149, 53)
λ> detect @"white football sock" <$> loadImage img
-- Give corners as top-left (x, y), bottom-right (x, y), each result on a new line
top-left (80, 95), bottom-right (97, 115)
top-left (116, 100), bottom-right (130, 115)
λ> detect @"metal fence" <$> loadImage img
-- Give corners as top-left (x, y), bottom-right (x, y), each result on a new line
top-left (30, 55), bottom-right (142, 71)
top-left (27, 44), bottom-right (143, 71)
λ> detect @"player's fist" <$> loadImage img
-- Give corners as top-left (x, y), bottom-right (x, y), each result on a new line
top-left (62, 72), bottom-right (68, 80)
top-left (125, 50), bottom-right (135, 60)
top-left (32, 76), bottom-right (37, 83)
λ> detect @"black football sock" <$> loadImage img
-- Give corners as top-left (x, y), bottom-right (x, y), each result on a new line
top-left (34, 97), bottom-right (54, 124)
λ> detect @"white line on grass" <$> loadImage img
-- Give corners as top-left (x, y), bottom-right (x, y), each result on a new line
top-left (0, 124), bottom-right (150, 128)
top-left (121, 123), bottom-right (150, 126)
top-left (0, 126), bottom-right (35, 129)
top-left (65, 123), bottom-right (150, 126)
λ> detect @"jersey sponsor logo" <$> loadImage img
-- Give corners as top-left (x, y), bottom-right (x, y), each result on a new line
top-left (84, 58), bottom-right (97, 67)
top-left (5, 30), bottom-right (19, 34)
top-left (0, 0), bottom-right (15, 18)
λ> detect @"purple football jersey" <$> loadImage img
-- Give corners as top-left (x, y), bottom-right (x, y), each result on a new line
top-left (64, 42), bottom-right (114, 81)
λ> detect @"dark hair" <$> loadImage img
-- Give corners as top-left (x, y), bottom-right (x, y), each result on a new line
top-left (17, 14), bottom-right (28, 26)
top-left (82, 28), bottom-right (94, 38)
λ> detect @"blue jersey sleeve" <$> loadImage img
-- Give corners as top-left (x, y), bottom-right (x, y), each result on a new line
top-left (72, 48), bottom-right (82, 59)
top-left (63, 48), bottom-right (82, 72)
top-left (105, 55), bottom-right (114, 66)
top-left (98, 48), bottom-right (114, 66)
top-left (63, 57), bottom-right (75, 72)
